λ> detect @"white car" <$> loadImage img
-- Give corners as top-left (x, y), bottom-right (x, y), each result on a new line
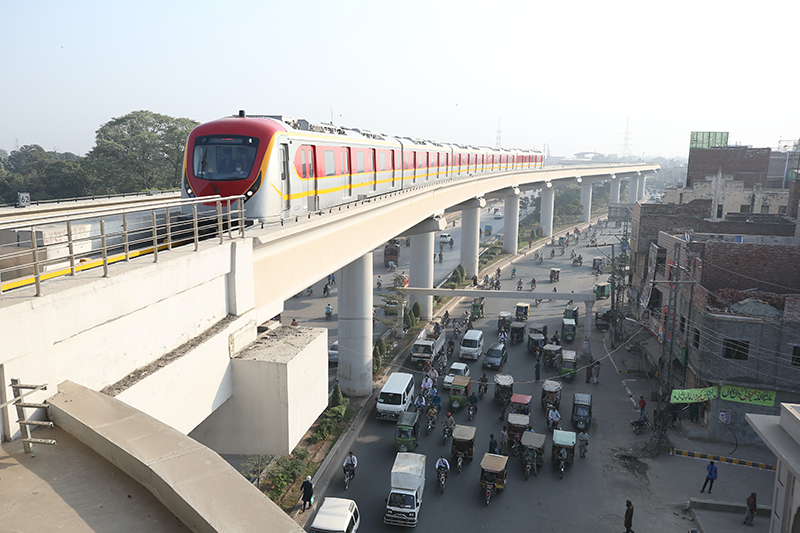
top-left (328, 341), bottom-right (339, 363)
top-left (442, 362), bottom-right (470, 390)
top-left (439, 233), bottom-right (452, 243)
top-left (494, 211), bottom-right (503, 219)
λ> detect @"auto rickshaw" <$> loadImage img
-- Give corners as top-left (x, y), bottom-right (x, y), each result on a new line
top-left (509, 321), bottom-right (526, 346)
top-left (494, 373), bottom-right (514, 404)
top-left (497, 311), bottom-right (512, 332)
top-left (563, 304), bottom-right (579, 325)
top-left (560, 350), bottom-right (577, 382)
top-left (528, 323), bottom-right (548, 339)
top-left (542, 344), bottom-right (562, 370)
top-left (592, 257), bottom-right (604, 270)
top-left (571, 392), bottom-right (592, 430)
top-left (521, 430), bottom-right (546, 479)
top-left (471, 297), bottom-right (485, 319)
top-left (527, 332), bottom-right (545, 356)
top-left (507, 413), bottom-right (531, 457)
top-left (451, 425), bottom-right (476, 473)
top-left (588, 236), bottom-right (597, 247)
top-left (551, 429), bottom-right (576, 479)
top-left (515, 302), bottom-right (529, 321)
top-left (561, 318), bottom-right (576, 343)
top-left (509, 393), bottom-right (532, 415)
top-left (593, 282), bottom-right (611, 299)
top-left (541, 379), bottom-right (562, 410)
top-left (549, 268), bottom-right (561, 283)
top-left (572, 256), bottom-right (582, 266)
top-left (395, 411), bottom-right (420, 452)
top-left (479, 453), bottom-right (508, 506)
top-left (595, 310), bottom-right (611, 331)
top-left (449, 375), bottom-right (471, 411)
top-left (557, 236), bottom-right (566, 246)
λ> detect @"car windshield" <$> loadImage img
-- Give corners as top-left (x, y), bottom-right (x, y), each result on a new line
top-left (575, 406), bottom-right (590, 417)
top-left (379, 392), bottom-right (401, 405)
top-left (193, 135), bottom-right (259, 181)
top-left (388, 493), bottom-right (415, 509)
top-left (461, 339), bottom-right (478, 348)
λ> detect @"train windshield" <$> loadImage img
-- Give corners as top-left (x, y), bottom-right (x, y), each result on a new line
top-left (193, 135), bottom-right (259, 181)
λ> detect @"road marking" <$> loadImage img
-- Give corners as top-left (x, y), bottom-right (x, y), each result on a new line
top-left (670, 449), bottom-right (776, 471)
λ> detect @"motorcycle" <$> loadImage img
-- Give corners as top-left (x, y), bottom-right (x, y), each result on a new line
top-left (517, 281), bottom-right (523, 291)
top-left (560, 247), bottom-right (565, 256)
top-left (456, 451), bottom-right (465, 474)
top-left (539, 256), bottom-right (544, 264)
top-left (437, 466), bottom-right (448, 493)
top-left (443, 425), bottom-right (453, 444)
top-left (343, 465), bottom-right (355, 490)
top-left (376, 279), bottom-right (382, 289)
top-left (511, 269), bottom-right (516, 279)
top-left (325, 308), bottom-right (333, 320)
top-left (523, 456), bottom-right (533, 480)
top-left (530, 280), bottom-right (537, 291)
top-left (631, 414), bottom-right (653, 435)
top-left (557, 457), bottom-right (566, 480)
top-left (468, 403), bottom-right (477, 421)
top-left (453, 324), bottom-right (461, 337)
top-left (427, 414), bottom-right (436, 436)
top-left (305, 286), bottom-right (313, 297)
top-left (439, 252), bottom-right (443, 263)
top-left (447, 344), bottom-right (454, 357)
top-left (571, 250), bottom-right (576, 259)
top-left (478, 382), bottom-right (488, 399)
top-left (550, 249), bottom-right (555, 259)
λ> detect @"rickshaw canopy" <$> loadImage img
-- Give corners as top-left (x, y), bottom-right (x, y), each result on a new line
top-left (451, 375), bottom-right (471, 390)
top-left (592, 257), bottom-right (604, 268)
top-left (498, 311), bottom-right (512, 320)
top-left (542, 379), bottom-right (562, 394)
top-left (543, 344), bottom-right (562, 355)
top-left (508, 413), bottom-right (530, 428)
top-left (562, 318), bottom-right (576, 328)
top-left (521, 431), bottom-right (546, 449)
top-left (453, 424), bottom-right (477, 441)
top-left (528, 333), bottom-right (545, 342)
top-left (480, 453), bottom-right (508, 473)
top-left (494, 374), bottom-right (514, 387)
top-left (573, 392), bottom-right (592, 407)
top-left (552, 429), bottom-right (576, 447)
top-left (397, 411), bottom-right (418, 427)
top-left (561, 350), bottom-right (577, 363)
top-left (510, 321), bottom-right (527, 332)
top-left (528, 324), bottom-right (548, 337)
top-left (563, 305), bottom-right (579, 321)
top-left (510, 393), bottom-right (532, 406)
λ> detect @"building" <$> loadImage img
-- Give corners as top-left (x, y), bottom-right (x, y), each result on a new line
top-left (629, 200), bottom-right (800, 443)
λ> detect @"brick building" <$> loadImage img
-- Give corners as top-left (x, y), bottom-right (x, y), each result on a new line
top-left (629, 201), bottom-right (800, 443)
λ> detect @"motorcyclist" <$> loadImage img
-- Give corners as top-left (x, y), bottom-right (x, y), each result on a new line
top-left (548, 407), bottom-right (562, 430)
top-left (511, 267), bottom-right (517, 278)
top-left (466, 320), bottom-right (474, 331)
top-left (438, 251), bottom-right (443, 262)
top-left (496, 267), bottom-right (501, 278)
top-left (433, 322), bottom-right (442, 335)
top-left (443, 310), bottom-right (450, 324)
top-left (325, 304), bottom-right (333, 317)
top-left (571, 249), bottom-right (576, 259)
top-left (517, 279), bottom-right (523, 291)
top-left (449, 238), bottom-right (454, 248)
top-left (430, 392), bottom-right (442, 413)
top-left (443, 412), bottom-right (456, 433)
top-left (376, 275), bottom-right (382, 289)
top-left (523, 440), bottom-right (536, 463)
top-left (435, 456), bottom-right (451, 479)
top-left (343, 451), bottom-right (358, 477)
top-left (414, 394), bottom-right (426, 412)
top-left (468, 391), bottom-right (479, 413)
top-left (323, 284), bottom-right (330, 297)
top-left (550, 249), bottom-right (555, 259)
top-left (483, 274), bottom-right (490, 285)
top-left (530, 277), bottom-right (537, 290)
top-left (447, 338), bottom-right (455, 355)
top-left (557, 445), bottom-right (568, 464)
top-left (421, 376), bottom-right (433, 395)
top-left (478, 373), bottom-right (489, 395)
top-left (578, 254), bottom-right (582, 263)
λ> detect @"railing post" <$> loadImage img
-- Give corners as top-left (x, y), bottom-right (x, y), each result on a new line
top-left (152, 211), bottom-right (159, 262)
top-left (100, 218), bottom-right (109, 277)
top-left (239, 196), bottom-right (246, 238)
top-left (67, 221), bottom-right (76, 275)
top-left (123, 213), bottom-right (130, 261)
top-left (193, 204), bottom-right (199, 251)
top-left (227, 199), bottom-right (233, 240)
top-left (216, 201), bottom-right (223, 244)
top-left (29, 227), bottom-right (41, 296)
top-left (165, 206), bottom-right (172, 250)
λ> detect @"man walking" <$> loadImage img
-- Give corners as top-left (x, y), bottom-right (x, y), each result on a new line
top-left (585, 358), bottom-right (593, 383)
top-left (744, 492), bottom-right (757, 525)
top-left (700, 460), bottom-right (717, 494)
top-left (592, 360), bottom-right (601, 384)
top-left (535, 359), bottom-right (541, 381)
top-left (638, 396), bottom-right (647, 418)
top-left (489, 433), bottom-right (498, 454)
top-left (578, 429), bottom-right (589, 458)
top-left (300, 476), bottom-right (313, 511)
top-left (624, 500), bottom-right (634, 533)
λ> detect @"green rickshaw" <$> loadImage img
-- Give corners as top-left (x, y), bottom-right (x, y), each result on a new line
top-left (395, 411), bottom-right (420, 452)
top-left (471, 297), bottom-right (485, 319)
top-left (551, 429), bottom-right (576, 479)
top-left (450, 375), bottom-right (471, 411)
top-left (561, 318), bottom-right (576, 343)
top-left (563, 304), bottom-right (579, 326)
top-left (593, 282), bottom-right (611, 299)
top-left (560, 350), bottom-right (577, 382)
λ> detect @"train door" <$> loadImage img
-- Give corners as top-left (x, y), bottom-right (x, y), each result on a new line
top-left (307, 146), bottom-right (319, 212)
top-left (371, 149), bottom-right (377, 192)
top-left (343, 147), bottom-right (352, 198)
top-left (280, 144), bottom-right (290, 216)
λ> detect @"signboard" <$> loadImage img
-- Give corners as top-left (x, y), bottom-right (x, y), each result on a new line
top-left (17, 192), bottom-right (30, 208)
top-left (670, 387), bottom-right (718, 404)
top-left (690, 131), bottom-right (729, 149)
top-left (718, 409), bottom-right (731, 424)
top-left (720, 385), bottom-right (776, 407)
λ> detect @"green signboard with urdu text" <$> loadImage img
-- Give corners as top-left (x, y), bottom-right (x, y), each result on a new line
top-left (720, 385), bottom-right (776, 407)
top-left (670, 387), bottom-right (717, 404)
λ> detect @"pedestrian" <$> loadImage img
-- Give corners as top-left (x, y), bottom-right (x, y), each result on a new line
top-left (500, 426), bottom-right (509, 455)
top-left (489, 433), bottom-right (498, 454)
top-left (585, 358), bottom-right (593, 383)
top-left (290, 318), bottom-right (299, 326)
top-left (743, 492), bottom-right (757, 525)
top-left (528, 239), bottom-right (532, 249)
top-left (326, 274), bottom-right (332, 285)
top-left (638, 396), bottom-right (646, 418)
top-left (624, 500), bottom-right (634, 533)
top-left (330, 273), bottom-right (336, 285)
top-left (578, 429), bottom-right (589, 458)
top-left (535, 359), bottom-right (541, 381)
top-left (300, 476), bottom-right (313, 511)
top-left (592, 360), bottom-right (601, 384)
top-left (689, 402), bottom-right (700, 423)
top-left (700, 460), bottom-right (717, 494)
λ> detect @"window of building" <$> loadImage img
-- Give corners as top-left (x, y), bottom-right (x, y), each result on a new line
top-left (692, 328), bottom-right (700, 349)
top-left (792, 346), bottom-right (800, 367)
top-left (679, 315), bottom-right (686, 334)
top-left (761, 205), bottom-right (770, 214)
top-left (779, 205), bottom-right (787, 215)
top-left (324, 150), bottom-right (336, 176)
top-left (723, 339), bottom-right (749, 360)
top-left (717, 204), bottom-right (723, 218)
top-left (739, 205), bottom-right (751, 213)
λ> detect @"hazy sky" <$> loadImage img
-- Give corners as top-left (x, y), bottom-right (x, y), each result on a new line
top-left (2, 1), bottom-right (798, 159)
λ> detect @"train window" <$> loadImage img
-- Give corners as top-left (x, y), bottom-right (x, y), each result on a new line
top-left (380, 152), bottom-right (386, 171)
top-left (357, 151), bottom-right (365, 173)
top-left (342, 150), bottom-right (349, 175)
top-left (301, 150), bottom-right (307, 178)
top-left (192, 135), bottom-right (259, 181)
top-left (324, 150), bottom-right (336, 177)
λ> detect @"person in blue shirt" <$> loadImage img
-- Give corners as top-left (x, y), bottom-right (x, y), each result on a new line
top-left (700, 460), bottom-right (718, 493)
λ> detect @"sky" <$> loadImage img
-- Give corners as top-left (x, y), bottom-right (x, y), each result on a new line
top-left (1, 0), bottom-right (798, 159)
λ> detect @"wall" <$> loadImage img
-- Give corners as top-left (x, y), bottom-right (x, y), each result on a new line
top-left (686, 147), bottom-right (771, 188)
top-left (701, 241), bottom-right (800, 294)
top-left (664, 175), bottom-right (790, 218)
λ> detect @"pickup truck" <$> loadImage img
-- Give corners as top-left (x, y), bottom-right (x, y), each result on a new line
top-left (411, 323), bottom-right (445, 369)
top-left (384, 452), bottom-right (426, 527)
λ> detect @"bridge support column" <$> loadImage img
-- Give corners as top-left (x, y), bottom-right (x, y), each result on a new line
top-left (540, 187), bottom-right (554, 237)
top-left (628, 177), bottom-right (639, 204)
top-left (410, 231), bottom-right (434, 320)
top-left (610, 176), bottom-right (621, 203)
top-left (502, 195), bottom-right (520, 254)
top-left (583, 300), bottom-right (594, 359)
top-left (580, 182), bottom-right (593, 223)
top-left (338, 252), bottom-right (373, 397)
top-left (461, 204), bottom-right (481, 278)
top-left (637, 175), bottom-right (646, 201)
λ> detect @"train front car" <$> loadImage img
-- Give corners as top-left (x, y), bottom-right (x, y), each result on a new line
top-left (182, 113), bottom-right (284, 222)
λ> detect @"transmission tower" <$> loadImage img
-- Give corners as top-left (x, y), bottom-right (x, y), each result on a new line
top-left (621, 119), bottom-right (632, 158)
top-left (495, 117), bottom-right (501, 149)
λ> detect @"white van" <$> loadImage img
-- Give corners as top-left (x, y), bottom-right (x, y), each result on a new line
top-left (459, 330), bottom-right (484, 360)
top-left (309, 497), bottom-right (360, 533)
top-left (376, 372), bottom-right (415, 420)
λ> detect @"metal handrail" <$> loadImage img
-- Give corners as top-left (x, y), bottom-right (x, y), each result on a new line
top-left (0, 196), bottom-right (245, 296)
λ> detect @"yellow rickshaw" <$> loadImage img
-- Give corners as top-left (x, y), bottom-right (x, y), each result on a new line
top-left (515, 302), bottom-right (530, 321)
top-left (521, 431), bottom-right (546, 479)
top-left (479, 453), bottom-right (508, 506)
top-left (451, 425), bottom-right (476, 473)
top-left (541, 379), bottom-right (562, 410)
top-left (507, 413), bottom-right (531, 457)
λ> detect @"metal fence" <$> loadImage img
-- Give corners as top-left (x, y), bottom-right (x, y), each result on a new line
top-left (0, 196), bottom-right (245, 296)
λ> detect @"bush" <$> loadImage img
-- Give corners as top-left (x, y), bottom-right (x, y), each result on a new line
top-left (403, 313), bottom-right (413, 330)
top-left (376, 338), bottom-right (386, 356)
top-left (373, 352), bottom-right (382, 375)
top-left (443, 282), bottom-right (457, 290)
top-left (325, 404), bottom-right (347, 422)
top-left (411, 302), bottom-right (421, 319)
top-left (330, 383), bottom-right (344, 407)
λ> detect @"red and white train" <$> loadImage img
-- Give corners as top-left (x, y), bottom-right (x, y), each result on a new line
top-left (182, 111), bottom-right (544, 222)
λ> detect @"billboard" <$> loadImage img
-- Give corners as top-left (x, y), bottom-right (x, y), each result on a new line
top-left (690, 131), bottom-right (729, 149)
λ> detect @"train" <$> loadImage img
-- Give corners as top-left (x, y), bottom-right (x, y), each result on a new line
top-left (182, 111), bottom-right (544, 223)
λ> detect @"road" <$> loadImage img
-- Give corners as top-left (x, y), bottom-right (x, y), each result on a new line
top-left (315, 224), bottom-right (776, 532)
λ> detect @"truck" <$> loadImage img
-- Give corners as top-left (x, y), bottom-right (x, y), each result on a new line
top-left (384, 452), bottom-right (426, 527)
top-left (411, 324), bottom-right (445, 369)
top-left (384, 241), bottom-right (400, 267)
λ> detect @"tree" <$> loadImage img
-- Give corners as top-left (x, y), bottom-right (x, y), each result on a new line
top-left (85, 110), bottom-right (198, 193)
top-left (43, 160), bottom-right (96, 199)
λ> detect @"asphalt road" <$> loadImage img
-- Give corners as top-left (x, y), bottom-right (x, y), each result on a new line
top-left (312, 224), bottom-right (777, 532)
